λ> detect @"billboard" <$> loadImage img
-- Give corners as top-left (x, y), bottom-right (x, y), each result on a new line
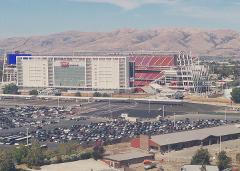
top-left (7, 53), bottom-right (31, 65)
top-left (54, 58), bottom-right (86, 87)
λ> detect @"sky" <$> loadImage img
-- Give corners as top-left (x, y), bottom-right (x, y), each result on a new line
top-left (0, 0), bottom-right (240, 38)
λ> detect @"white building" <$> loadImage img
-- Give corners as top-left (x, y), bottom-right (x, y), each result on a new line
top-left (16, 56), bottom-right (129, 90)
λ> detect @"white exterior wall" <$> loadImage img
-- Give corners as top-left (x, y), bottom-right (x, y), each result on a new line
top-left (17, 55), bottom-right (129, 90)
top-left (92, 58), bottom-right (120, 89)
top-left (21, 58), bottom-right (48, 87)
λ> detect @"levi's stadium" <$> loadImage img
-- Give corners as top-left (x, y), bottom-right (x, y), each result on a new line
top-left (2, 51), bottom-right (209, 94)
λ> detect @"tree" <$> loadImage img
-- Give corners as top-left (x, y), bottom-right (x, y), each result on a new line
top-left (75, 92), bottom-right (81, 97)
top-left (12, 145), bottom-right (28, 164)
top-left (231, 87), bottom-right (240, 103)
top-left (3, 83), bottom-right (18, 94)
top-left (217, 151), bottom-right (232, 171)
top-left (57, 142), bottom-right (82, 156)
top-left (191, 148), bottom-right (211, 165)
top-left (93, 92), bottom-right (102, 97)
top-left (0, 151), bottom-right (16, 171)
top-left (29, 89), bottom-right (38, 95)
top-left (26, 142), bottom-right (44, 167)
top-left (92, 145), bottom-right (105, 160)
top-left (102, 93), bottom-right (110, 97)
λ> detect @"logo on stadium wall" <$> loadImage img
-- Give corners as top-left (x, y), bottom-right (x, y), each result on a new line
top-left (60, 60), bottom-right (70, 67)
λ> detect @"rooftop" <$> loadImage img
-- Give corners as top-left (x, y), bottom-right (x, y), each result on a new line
top-left (104, 150), bottom-right (154, 162)
top-left (151, 124), bottom-right (240, 146)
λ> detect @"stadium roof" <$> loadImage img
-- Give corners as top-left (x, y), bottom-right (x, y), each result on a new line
top-left (104, 150), bottom-right (153, 162)
top-left (151, 124), bottom-right (240, 146)
top-left (73, 51), bottom-right (180, 56)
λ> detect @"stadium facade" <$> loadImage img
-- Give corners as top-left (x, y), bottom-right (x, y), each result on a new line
top-left (16, 55), bottom-right (129, 90)
top-left (2, 51), bottom-right (209, 93)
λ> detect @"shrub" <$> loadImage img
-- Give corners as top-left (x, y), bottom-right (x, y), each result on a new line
top-left (3, 83), bottom-right (18, 94)
top-left (217, 151), bottom-right (232, 171)
top-left (191, 148), bottom-right (211, 165)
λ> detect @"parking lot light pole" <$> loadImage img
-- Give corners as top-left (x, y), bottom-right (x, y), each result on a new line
top-left (167, 139), bottom-right (170, 162)
top-left (224, 107), bottom-right (227, 121)
top-left (148, 99), bottom-right (151, 115)
top-left (109, 93), bottom-right (112, 118)
top-left (57, 96), bottom-right (60, 108)
top-left (26, 127), bottom-right (29, 146)
top-left (219, 135), bottom-right (222, 152)
top-left (173, 113), bottom-right (176, 128)
top-left (162, 105), bottom-right (165, 118)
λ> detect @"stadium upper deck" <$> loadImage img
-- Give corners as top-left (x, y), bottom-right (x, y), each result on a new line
top-left (130, 55), bottom-right (176, 69)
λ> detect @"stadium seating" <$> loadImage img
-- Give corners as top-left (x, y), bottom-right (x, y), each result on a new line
top-left (130, 55), bottom-right (175, 87)
top-left (130, 55), bottom-right (175, 67)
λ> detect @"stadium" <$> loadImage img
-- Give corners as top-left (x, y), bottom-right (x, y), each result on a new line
top-left (129, 51), bottom-right (209, 93)
top-left (2, 51), bottom-right (209, 93)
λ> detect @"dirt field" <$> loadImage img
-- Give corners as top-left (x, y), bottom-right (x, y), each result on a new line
top-left (152, 139), bottom-right (240, 171)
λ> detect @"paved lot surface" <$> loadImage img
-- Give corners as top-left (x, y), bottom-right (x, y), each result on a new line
top-left (0, 98), bottom-right (227, 118)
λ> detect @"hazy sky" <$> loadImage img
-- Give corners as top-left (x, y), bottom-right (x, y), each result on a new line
top-left (0, 0), bottom-right (240, 38)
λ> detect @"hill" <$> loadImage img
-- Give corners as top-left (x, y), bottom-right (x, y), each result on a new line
top-left (0, 28), bottom-right (240, 57)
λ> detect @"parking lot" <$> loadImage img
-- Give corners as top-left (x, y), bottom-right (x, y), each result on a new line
top-left (0, 97), bottom-right (226, 118)
top-left (0, 97), bottom-right (239, 148)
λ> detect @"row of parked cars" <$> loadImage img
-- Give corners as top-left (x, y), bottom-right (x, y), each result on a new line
top-left (2, 118), bottom-right (236, 147)
top-left (0, 106), bottom-right (74, 130)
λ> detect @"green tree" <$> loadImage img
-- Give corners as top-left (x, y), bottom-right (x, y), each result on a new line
top-left (231, 87), bottom-right (240, 103)
top-left (0, 151), bottom-right (16, 171)
top-left (92, 145), bottom-right (105, 160)
top-left (57, 142), bottom-right (82, 156)
top-left (93, 92), bottom-right (102, 97)
top-left (75, 92), bottom-right (81, 97)
top-left (29, 89), bottom-right (38, 95)
top-left (191, 148), bottom-right (211, 165)
top-left (12, 145), bottom-right (28, 164)
top-left (3, 83), bottom-right (18, 94)
top-left (102, 93), bottom-right (110, 97)
top-left (217, 151), bottom-right (232, 171)
top-left (26, 142), bottom-right (44, 167)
